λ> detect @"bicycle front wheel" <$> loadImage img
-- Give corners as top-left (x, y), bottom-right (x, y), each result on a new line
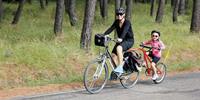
top-left (153, 62), bottom-right (167, 84)
top-left (83, 59), bottom-right (108, 94)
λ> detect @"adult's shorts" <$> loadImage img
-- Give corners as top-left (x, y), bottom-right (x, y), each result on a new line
top-left (112, 41), bottom-right (133, 55)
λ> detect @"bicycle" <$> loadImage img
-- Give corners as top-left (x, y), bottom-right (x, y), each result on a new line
top-left (83, 34), bottom-right (140, 94)
top-left (127, 44), bottom-right (167, 84)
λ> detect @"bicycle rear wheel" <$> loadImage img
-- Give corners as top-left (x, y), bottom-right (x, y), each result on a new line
top-left (120, 70), bottom-right (139, 88)
top-left (153, 62), bottom-right (167, 84)
top-left (83, 59), bottom-right (108, 94)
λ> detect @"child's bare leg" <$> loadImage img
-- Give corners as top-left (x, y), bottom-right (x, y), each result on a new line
top-left (152, 62), bottom-right (157, 74)
top-left (152, 62), bottom-right (158, 80)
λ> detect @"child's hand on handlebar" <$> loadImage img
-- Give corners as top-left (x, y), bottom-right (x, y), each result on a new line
top-left (153, 46), bottom-right (161, 50)
top-left (139, 42), bottom-right (144, 47)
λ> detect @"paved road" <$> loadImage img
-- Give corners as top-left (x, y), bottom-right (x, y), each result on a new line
top-left (12, 72), bottom-right (200, 100)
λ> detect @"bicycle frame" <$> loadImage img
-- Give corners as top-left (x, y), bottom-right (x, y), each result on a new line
top-left (99, 46), bottom-right (117, 74)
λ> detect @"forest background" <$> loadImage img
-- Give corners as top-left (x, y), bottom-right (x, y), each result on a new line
top-left (0, 0), bottom-right (200, 90)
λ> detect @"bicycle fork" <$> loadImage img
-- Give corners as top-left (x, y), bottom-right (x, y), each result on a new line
top-left (93, 56), bottom-right (107, 79)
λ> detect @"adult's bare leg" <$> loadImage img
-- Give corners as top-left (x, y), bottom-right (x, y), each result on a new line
top-left (114, 45), bottom-right (124, 74)
top-left (116, 45), bottom-right (123, 65)
top-left (111, 53), bottom-right (118, 67)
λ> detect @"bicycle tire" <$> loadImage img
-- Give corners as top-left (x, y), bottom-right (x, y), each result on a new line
top-left (83, 59), bottom-right (108, 94)
top-left (120, 70), bottom-right (139, 89)
top-left (153, 62), bottom-right (167, 84)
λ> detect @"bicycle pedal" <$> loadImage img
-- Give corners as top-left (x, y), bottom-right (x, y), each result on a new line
top-left (114, 72), bottom-right (124, 77)
top-left (110, 71), bottom-right (118, 80)
top-left (119, 76), bottom-right (129, 80)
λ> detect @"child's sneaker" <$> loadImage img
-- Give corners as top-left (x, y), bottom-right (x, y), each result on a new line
top-left (152, 74), bottom-right (159, 80)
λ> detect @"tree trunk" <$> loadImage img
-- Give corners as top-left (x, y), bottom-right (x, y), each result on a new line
top-left (40, 0), bottom-right (45, 9)
top-left (190, 0), bottom-right (200, 33)
top-left (0, 0), bottom-right (3, 22)
top-left (165, 0), bottom-right (167, 4)
top-left (156, 0), bottom-right (159, 4)
top-left (173, 0), bottom-right (180, 23)
top-left (125, 0), bottom-right (132, 20)
top-left (115, 0), bottom-right (121, 19)
top-left (7, 0), bottom-right (13, 3)
top-left (185, 0), bottom-right (189, 9)
top-left (65, 0), bottom-right (77, 26)
top-left (45, 0), bottom-right (48, 6)
top-left (80, 0), bottom-right (97, 51)
top-left (171, 0), bottom-right (176, 7)
top-left (99, 0), bottom-right (108, 19)
top-left (115, 0), bottom-right (121, 11)
top-left (178, 0), bottom-right (185, 15)
top-left (27, 0), bottom-right (32, 4)
top-left (54, 0), bottom-right (64, 36)
top-left (150, 0), bottom-right (155, 16)
top-left (120, 0), bottom-right (125, 7)
top-left (142, 0), bottom-right (146, 3)
top-left (11, 0), bottom-right (26, 24)
top-left (155, 0), bottom-right (165, 23)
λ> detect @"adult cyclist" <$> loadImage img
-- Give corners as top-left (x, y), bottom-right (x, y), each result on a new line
top-left (104, 8), bottom-right (134, 76)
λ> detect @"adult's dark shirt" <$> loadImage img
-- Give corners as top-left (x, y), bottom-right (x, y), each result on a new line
top-left (104, 19), bottom-right (134, 42)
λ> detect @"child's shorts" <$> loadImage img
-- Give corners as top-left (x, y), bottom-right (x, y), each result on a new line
top-left (151, 56), bottom-right (160, 63)
top-left (149, 52), bottom-right (160, 63)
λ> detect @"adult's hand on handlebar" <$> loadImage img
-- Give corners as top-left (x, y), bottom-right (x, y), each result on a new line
top-left (104, 35), bottom-right (112, 42)
top-left (104, 34), bottom-right (109, 37)
top-left (117, 38), bottom-right (123, 43)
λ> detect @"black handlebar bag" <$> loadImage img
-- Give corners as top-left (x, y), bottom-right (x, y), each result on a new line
top-left (94, 34), bottom-right (106, 47)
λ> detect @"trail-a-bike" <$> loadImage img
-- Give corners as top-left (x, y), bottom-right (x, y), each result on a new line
top-left (83, 34), bottom-right (166, 94)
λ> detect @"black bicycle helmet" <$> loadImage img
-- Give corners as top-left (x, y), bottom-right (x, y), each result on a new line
top-left (116, 7), bottom-right (125, 14)
top-left (151, 30), bottom-right (160, 36)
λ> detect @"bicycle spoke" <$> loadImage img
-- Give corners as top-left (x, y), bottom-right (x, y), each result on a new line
top-left (120, 71), bottom-right (139, 88)
top-left (89, 80), bottom-right (97, 89)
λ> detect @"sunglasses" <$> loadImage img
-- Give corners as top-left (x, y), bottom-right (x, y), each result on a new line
top-left (152, 35), bottom-right (159, 37)
top-left (116, 13), bottom-right (124, 16)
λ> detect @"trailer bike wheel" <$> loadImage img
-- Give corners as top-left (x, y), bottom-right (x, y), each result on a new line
top-left (153, 62), bottom-right (167, 84)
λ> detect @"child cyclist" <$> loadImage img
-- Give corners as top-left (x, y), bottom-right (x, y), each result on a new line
top-left (142, 30), bottom-right (165, 80)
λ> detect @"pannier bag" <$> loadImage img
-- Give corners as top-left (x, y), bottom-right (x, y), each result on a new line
top-left (95, 34), bottom-right (106, 46)
top-left (123, 52), bottom-right (140, 72)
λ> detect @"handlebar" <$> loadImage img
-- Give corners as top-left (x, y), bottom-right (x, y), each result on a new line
top-left (95, 34), bottom-right (121, 47)
top-left (104, 35), bottom-right (120, 43)
top-left (139, 44), bottom-right (152, 49)
top-left (139, 44), bottom-right (161, 50)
